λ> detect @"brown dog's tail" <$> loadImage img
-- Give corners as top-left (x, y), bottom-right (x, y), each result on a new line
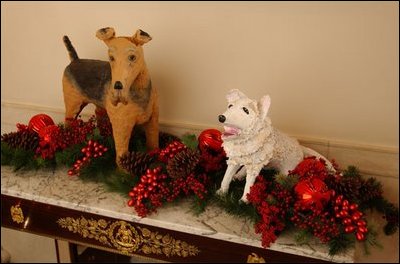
top-left (63, 36), bottom-right (79, 61)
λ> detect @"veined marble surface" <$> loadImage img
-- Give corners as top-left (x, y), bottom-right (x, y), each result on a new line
top-left (1, 166), bottom-right (354, 262)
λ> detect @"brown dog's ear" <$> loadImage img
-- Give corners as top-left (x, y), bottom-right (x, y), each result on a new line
top-left (132, 29), bottom-right (152, 45)
top-left (96, 27), bottom-right (115, 44)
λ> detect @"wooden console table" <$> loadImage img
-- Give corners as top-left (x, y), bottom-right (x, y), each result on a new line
top-left (1, 166), bottom-right (354, 262)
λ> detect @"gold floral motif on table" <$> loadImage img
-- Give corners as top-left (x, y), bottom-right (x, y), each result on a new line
top-left (10, 205), bottom-right (24, 224)
top-left (57, 216), bottom-right (200, 257)
top-left (247, 252), bottom-right (266, 263)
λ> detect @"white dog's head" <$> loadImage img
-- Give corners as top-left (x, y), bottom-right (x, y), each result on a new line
top-left (218, 89), bottom-right (271, 139)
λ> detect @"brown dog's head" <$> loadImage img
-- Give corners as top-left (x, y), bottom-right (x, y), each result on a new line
top-left (96, 27), bottom-right (152, 106)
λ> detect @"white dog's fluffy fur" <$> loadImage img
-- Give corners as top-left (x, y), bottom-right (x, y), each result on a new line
top-left (216, 89), bottom-right (334, 203)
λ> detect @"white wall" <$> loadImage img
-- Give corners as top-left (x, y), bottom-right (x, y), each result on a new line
top-left (1, 1), bottom-right (398, 149)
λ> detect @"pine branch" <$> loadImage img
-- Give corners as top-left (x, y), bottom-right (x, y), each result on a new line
top-left (328, 233), bottom-right (355, 256)
top-left (361, 226), bottom-right (382, 255)
top-left (294, 229), bottom-right (312, 245)
top-left (182, 134), bottom-right (198, 150)
top-left (275, 173), bottom-right (299, 190)
top-left (55, 143), bottom-right (85, 167)
top-left (1, 141), bottom-right (14, 165)
top-left (342, 165), bottom-right (361, 179)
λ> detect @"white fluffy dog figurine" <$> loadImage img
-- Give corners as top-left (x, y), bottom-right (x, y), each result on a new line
top-left (216, 89), bottom-right (334, 203)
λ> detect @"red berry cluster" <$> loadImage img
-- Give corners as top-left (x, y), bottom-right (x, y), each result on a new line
top-left (255, 202), bottom-right (285, 248)
top-left (62, 118), bottom-right (96, 148)
top-left (127, 139), bottom-right (211, 217)
top-left (68, 140), bottom-right (108, 176)
top-left (16, 123), bottom-right (29, 132)
top-left (270, 185), bottom-right (294, 219)
top-left (199, 148), bottom-right (226, 172)
top-left (127, 167), bottom-right (169, 217)
top-left (34, 118), bottom-right (96, 159)
top-left (35, 125), bottom-right (63, 159)
top-left (247, 175), bottom-right (287, 248)
top-left (168, 173), bottom-right (208, 201)
top-left (94, 108), bottom-right (113, 137)
top-left (291, 202), bottom-right (340, 243)
top-left (158, 141), bottom-right (186, 163)
top-left (290, 156), bottom-right (329, 181)
top-left (334, 195), bottom-right (368, 241)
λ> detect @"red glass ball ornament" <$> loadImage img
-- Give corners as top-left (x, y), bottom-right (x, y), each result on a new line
top-left (28, 114), bottom-right (55, 133)
top-left (198, 129), bottom-right (223, 152)
top-left (294, 177), bottom-right (333, 210)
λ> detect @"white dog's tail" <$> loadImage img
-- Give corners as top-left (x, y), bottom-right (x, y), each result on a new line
top-left (301, 146), bottom-right (336, 173)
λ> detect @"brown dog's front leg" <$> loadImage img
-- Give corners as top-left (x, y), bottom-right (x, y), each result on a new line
top-left (109, 114), bottom-right (136, 168)
top-left (143, 104), bottom-right (159, 150)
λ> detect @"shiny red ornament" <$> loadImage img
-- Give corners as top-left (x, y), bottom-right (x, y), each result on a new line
top-left (198, 129), bottom-right (223, 152)
top-left (28, 114), bottom-right (55, 133)
top-left (294, 177), bottom-right (333, 210)
top-left (38, 125), bottom-right (60, 143)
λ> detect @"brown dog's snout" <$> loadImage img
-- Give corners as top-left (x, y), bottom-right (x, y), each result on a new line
top-left (114, 81), bottom-right (123, 90)
top-left (218, 115), bottom-right (226, 123)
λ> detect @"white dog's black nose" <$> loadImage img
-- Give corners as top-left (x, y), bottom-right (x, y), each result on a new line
top-left (218, 115), bottom-right (226, 123)
top-left (114, 81), bottom-right (123, 90)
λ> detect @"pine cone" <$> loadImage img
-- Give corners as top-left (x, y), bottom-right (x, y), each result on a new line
top-left (326, 175), bottom-right (362, 202)
top-left (1, 130), bottom-right (39, 151)
top-left (119, 151), bottom-right (155, 176)
top-left (359, 178), bottom-right (383, 203)
top-left (167, 148), bottom-right (200, 179)
top-left (159, 132), bottom-right (181, 149)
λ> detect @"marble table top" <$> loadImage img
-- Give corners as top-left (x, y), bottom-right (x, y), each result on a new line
top-left (1, 165), bottom-right (354, 262)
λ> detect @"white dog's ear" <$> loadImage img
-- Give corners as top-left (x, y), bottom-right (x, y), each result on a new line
top-left (226, 89), bottom-right (247, 103)
top-left (258, 95), bottom-right (271, 120)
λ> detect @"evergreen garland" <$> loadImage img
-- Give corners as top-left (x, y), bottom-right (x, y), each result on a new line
top-left (1, 115), bottom-right (399, 257)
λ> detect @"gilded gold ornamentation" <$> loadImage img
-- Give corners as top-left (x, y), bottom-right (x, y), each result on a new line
top-left (247, 253), bottom-right (266, 263)
top-left (10, 205), bottom-right (24, 224)
top-left (57, 216), bottom-right (200, 257)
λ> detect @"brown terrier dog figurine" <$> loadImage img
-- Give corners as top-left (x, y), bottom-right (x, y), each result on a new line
top-left (62, 27), bottom-right (159, 168)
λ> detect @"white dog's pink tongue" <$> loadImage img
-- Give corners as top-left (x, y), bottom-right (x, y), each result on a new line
top-left (222, 126), bottom-right (240, 137)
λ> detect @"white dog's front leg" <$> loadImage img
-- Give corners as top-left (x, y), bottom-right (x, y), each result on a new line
top-left (240, 165), bottom-right (263, 203)
top-left (233, 166), bottom-right (246, 180)
top-left (216, 164), bottom-right (241, 196)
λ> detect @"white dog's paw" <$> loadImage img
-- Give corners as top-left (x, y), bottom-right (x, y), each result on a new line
top-left (216, 188), bottom-right (227, 196)
top-left (239, 195), bottom-right (249, 204)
